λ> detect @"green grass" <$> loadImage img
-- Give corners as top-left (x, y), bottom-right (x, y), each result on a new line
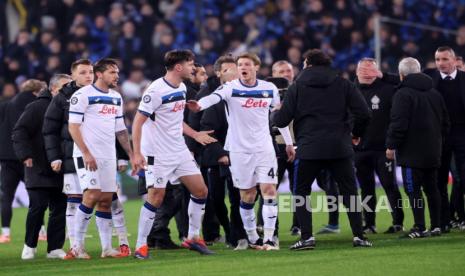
top-left (1, 190), bottom-right (465, 275)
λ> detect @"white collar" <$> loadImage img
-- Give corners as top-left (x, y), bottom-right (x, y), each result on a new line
top-left (440, 69), bottom-right (458, 80)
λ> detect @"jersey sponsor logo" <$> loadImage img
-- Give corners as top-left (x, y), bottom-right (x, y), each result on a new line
top-left (98, 104), bottom-right (118, 115)
top-left (143, 95), bottom-right (151, 103)
top-left (171, 101), bottom-right (185, 112)
top-left (241, 98), bottom-right (269, 108)
top-left (71, 97), bottom-right (78, 105)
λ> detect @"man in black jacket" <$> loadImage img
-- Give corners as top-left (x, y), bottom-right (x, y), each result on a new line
top-left (272, 49), bottom-right (372, 249)
top-left (42, 59), bottom-right (131, 255)
top-left (354, 58), bottom-right (405, 234)
top-left (12, 74), bottom-right (71, 259)
top-left (199, 55), bottom-right (247, 249)
top-left (424, 46), bottom-right (465, 231)
top-left (386, 57), bottom-right (450, 238)
top-left (0, 79), bottom-right (46, 243)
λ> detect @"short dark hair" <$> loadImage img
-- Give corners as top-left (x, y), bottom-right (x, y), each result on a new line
top-left (213, 55), bottom-right (236, 72)
top-left (436, 46), bottom-right (456, 56)
top-left (94, 58), bottom-right (118, 73)
top-left (70, 59), bottom-right (92, 72)
top-left (164, 49), bottom-right (195, 70)
top-left (303, 49), bottom-right (332, 66)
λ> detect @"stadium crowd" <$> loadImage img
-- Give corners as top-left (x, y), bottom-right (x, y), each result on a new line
top-left (0, 0), bottom-right (465, 261)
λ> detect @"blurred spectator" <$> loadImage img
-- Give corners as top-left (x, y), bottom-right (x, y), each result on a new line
top-left (121, 68), bottom-right (150, 100)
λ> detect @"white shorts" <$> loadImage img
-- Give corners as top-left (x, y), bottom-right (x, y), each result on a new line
top-left (63, 173), bottom-right (82, 194)
top-left (229, 151), bottom-right (278, 190)
top-left (145, 150), bottom-right (200, 189)
top-left (74, 157), bottom-right (117, 192)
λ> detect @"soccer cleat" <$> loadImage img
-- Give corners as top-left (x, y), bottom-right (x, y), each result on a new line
top-left (0, 234), bottom-right (11, 243)
top-left (248, 238), bottom-right (264, 250)
top-left (134, 245), bottom-right (149, 259)
top-left (234, 239), bottom-right (249, 251)
top-left (459, 221), bottom-right (465, 231)
top-left (290, 237), bottom-right (316, 251)
top-left (430, 227), bottom-right (442, 237)
top-left (402, 228), bottom-right (430, 239)
top-left (101, 248), bottom-right (126, 258)
top-left (21, 245), bottom-right (37, 260)
top-left (363, 225), bottom-right (377, 234)
top-left (119, 244), bottom-right (131, 257)
top-left (290, 226), bottom-right (301, 236)
top-left (64, 247), bottom-right (91, 260)
top-left (47, 249), bottom-right (67, 259)
top-left (353, 236), bottom-right (373, 247)
top-left (384, 225), bottom-right (405, 234)
top-left (262, 240), bottom-right (279, 251)
top-left (450, 220), bottom-right (460, 229)
top-left (317, 224), bottom-right (340, 234)
top-left (182, 239), bottom-right (215, 255)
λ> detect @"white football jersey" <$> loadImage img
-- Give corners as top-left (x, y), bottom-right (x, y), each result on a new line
top-left (138, 78), bottom-right (188, 159)
top-left (199, 79), bottom-right (280, 153)
top-left (68, 84), bottom-right (126, 159)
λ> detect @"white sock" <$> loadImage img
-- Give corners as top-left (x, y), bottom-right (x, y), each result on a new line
top-left (95, 211), bottom-right (113, 252)
top-left (111, 196), bottom-right (129, 246)
top-left (188, 196), bottom-right (206, 240)
top-left (66, 198), bottom-right (81, 247)
top-left (135, 202), bottom-right (157, 249)
top-left (73, 204), bottom-right (93, 249)
top-left (262, 198), bottom-right (278, 242)
top-left (240, 201), bottom-right (259, 243)
top-left (2, 227), bottom-right (10, 236)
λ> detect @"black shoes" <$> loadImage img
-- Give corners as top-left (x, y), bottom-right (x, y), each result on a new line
top-left (290, 237), bottom-right (316, 251)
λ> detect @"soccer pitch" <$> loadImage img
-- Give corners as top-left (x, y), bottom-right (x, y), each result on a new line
top-left (1, 191), bottom-right (464, 276)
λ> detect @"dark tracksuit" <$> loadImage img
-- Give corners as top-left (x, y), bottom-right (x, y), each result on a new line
top-left (355, 78), bottom-right (404, 228)
top-left (0, 90), bottom-right (37, 229)
top-left (386, 73), bottom-right (450, 231)
top-left (200, 93), bottom-right (247, 246)
top-left (12, 90), bottom-right (66, 252)
top-left (272, 65), bottom-right (371, 239)
top-left (424, 68), bottom-right (465, 227)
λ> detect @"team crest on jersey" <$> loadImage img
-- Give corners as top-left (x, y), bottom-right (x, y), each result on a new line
top-left (262, 91), bottom-right (269, 98)
top-left (71, 97), bottom-right (78, 105)
top-left (143, 95), bottom-right (151, 103)
top-left (371, 95), bottom-right (380, 110)
top-left (90, 178), bottom-right (97, 186)
top-left (156, 177), bottom-right (163, 184)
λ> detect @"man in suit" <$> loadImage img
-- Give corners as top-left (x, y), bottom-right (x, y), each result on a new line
top-left (424, 46), bottom-right (465, 231)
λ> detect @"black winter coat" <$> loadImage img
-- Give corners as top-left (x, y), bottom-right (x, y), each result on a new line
top-left (42, 81), bottom-right (79, 173)
top-left (0, 91), bottom-right (37, 160)
top-left (386, 73), bottom-right (450, 169)
top-left (12, 90), bottom-right (63, 189)
top-left (355, 78), bottom-right (397, 151)
top-left (272, 66), bottom-right (371, 160)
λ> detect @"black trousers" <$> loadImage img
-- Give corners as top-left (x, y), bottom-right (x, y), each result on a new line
top-left (25, 187), bottom-right (66, 252)
top-left (207, 166), bottom-right (246, 246)
top-left (0, 160), bottom-right (24, 228)
top-left (293, 158), bottom-right (364, 239)
top-left (137, 176), bottom-right (187, 242)
top-left (201, 166), bottom-right (220, 241)
top-left (355, 151), bottom-right (404, 227)
top-left (449, 154), bottom-right (464, 222)
top-left (437, 129), bottom-right (465, 227)
top-left (401, 167), bottom-right (441, 230)
top-left (316, 169), bottom-right (339, 226)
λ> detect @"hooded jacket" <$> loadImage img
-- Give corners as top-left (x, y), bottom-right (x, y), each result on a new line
top-left (386, 73), bottom-right (450, 168)
top-left (272, 65), bottom-right (371, 160)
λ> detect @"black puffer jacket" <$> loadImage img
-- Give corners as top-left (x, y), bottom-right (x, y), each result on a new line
top-left (42, 81), bottom-right (79, 173)
top-left (386, 73), bottom-right (450, 168)
top-left (0, 91), bottom-right (37, 160)
top-left (273, 66), bottom-right (371, 160)
top-left (12, 89), bottom-right (63, 189)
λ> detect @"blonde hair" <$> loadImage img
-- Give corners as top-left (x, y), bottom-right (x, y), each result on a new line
top-left (20, 79), bottom-right (47, 93)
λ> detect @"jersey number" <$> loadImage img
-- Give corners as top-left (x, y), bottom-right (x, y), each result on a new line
top-left (268, 168), bottom-right (275, 179)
